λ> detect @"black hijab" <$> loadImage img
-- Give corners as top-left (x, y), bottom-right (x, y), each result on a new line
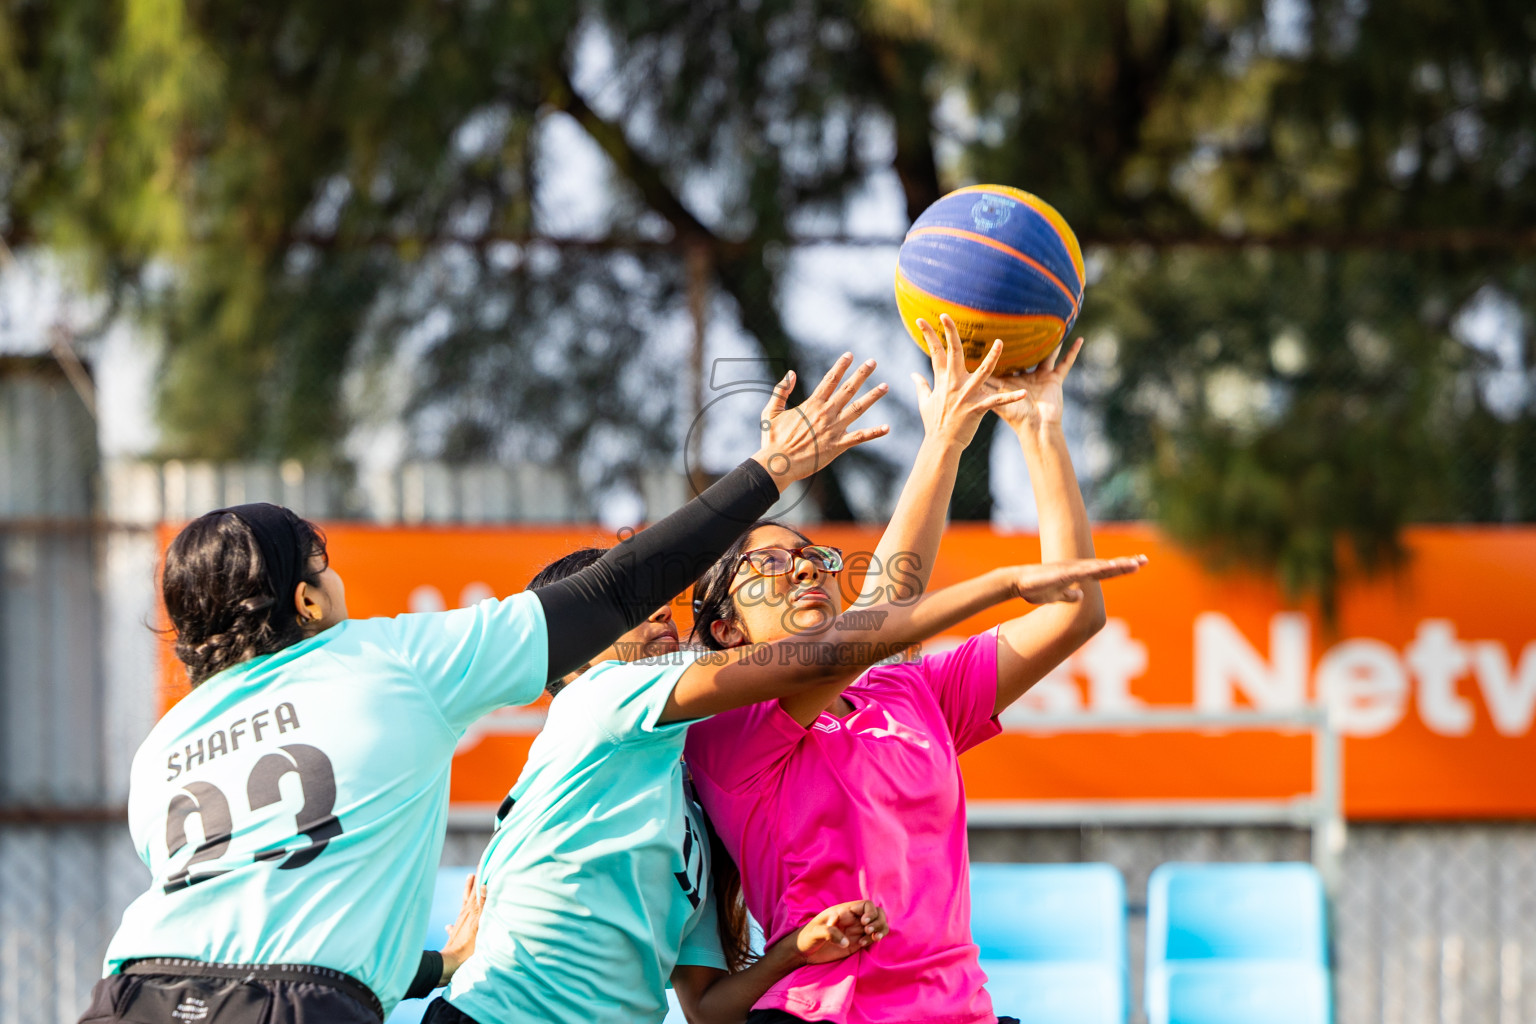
top-left (212, 502), bottom-right (310, 616)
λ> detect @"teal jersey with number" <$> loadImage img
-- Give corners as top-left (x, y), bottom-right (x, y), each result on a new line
top-left (445, 652), bottom-right (726, 1024)
top-left (103, 593), bottom-right (548, 1016)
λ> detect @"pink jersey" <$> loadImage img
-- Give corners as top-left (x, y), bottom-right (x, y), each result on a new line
top-left (684, 631), bottom-right (1003, 1024)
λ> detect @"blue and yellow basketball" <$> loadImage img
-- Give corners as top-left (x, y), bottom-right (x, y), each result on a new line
top-left (895, 184), bottom-right (1086, 373)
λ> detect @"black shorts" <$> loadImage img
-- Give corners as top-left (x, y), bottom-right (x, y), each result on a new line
top-left (422, 997), bottom-right (483, 1024)
top-left (745, 1013), bottom-right (1021, 1024)
top-left (79, 973), bottom-right (379, 1024)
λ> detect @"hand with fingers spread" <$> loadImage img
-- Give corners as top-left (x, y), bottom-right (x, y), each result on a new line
top-left (1007, 555), bottom-right (1148, 606)
top-left (912, 315), bottom-right (1033, 449)
top-left (750, 354), bottom-right (890, 488)
top-left (438, 873), bottom-right (487, 985)
top-left (793, 900), bottom-right (891, 966)
top-left (983, 335), bottom-right (1084, 440)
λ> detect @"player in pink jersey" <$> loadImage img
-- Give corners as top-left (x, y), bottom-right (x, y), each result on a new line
top-left (683, 317), bottom-right (1113, 1024)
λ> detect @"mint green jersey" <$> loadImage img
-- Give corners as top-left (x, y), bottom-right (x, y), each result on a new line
top-left (103, 594), bottom-right (548, 1016)
top-left (445, 653), bottom-right (726, 1024)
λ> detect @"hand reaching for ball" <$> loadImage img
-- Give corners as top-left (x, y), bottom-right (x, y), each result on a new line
top-left (911, 314), bottom-right (1033, 450)
top-left (750, 354), bottom-right (890, 489)
top-left (983, 336), bottom-right (1084, 439)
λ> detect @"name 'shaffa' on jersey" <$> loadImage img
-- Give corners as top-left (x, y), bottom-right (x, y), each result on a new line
top-left (165, 703), bottom-right (303, 781)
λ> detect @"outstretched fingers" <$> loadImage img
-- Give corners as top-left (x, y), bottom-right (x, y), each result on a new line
top-left (916, 318), bottom-right (946, 378)
top-left (759, 371), bottom-right (795, 427)
top-left (1055, 336), bottom-right (1085, 377)
top-left (939, 314), bottom-right (966, 377)
top-left (830, 358), bottom-right (879, 413)
top-left (910, 371), bottom-right (934, 405)
top-left (1079, 555), bottom-right (1149, 581)
top-left (981, 388), bottom-right (1033, 413)
top-left (836, 424), bottom-right (892, 452)
top-left (841, 378), bottom-right (890, 422)
top-left (811, 352), bottom-right (855, 403)
top-left (967, 338), bottom-right (1005, 387)
top-left (1015, 555), bottom-right (1148, 604)
top-left (1044, 556), bottom-right (1148, 587)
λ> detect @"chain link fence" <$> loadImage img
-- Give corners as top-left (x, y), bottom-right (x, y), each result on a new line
top-left (446, 822), bottom-right (1536, 1024)
top-left (9, 816), bottom-right (1536, 1024)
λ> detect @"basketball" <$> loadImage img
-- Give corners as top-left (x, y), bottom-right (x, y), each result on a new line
top-left (895, 184), bottom-right (1086, 373)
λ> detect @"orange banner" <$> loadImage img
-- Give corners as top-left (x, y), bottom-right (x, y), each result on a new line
top-left (158, 523), bottom-right (1536, 820)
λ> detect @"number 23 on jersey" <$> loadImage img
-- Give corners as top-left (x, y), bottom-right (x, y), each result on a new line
top-left (159, 701), bottom-right (343, 893)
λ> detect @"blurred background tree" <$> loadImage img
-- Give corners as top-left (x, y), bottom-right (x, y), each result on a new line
top-left (2, 0), bottom-right (1533, 600)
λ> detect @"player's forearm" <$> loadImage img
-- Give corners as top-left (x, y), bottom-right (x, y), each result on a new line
top-left (747, 570), bottom-right (1013, 688)
top-left (535, 459), bottom-right (779, 680)
top-left (668, 577), bottom-right (1011, 720)
top-left (1018, 423), bottom-right (1093, 559)
top-left (687, 940), bottom-right (807, 1024)
top-left (1017, 423), bottom-right (1102, 624)
top-left (857, 436), bottom-right (964, 606)
top-left (830, 569), bottom-right (1016, 653)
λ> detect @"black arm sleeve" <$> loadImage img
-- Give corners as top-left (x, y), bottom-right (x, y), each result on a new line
top-left (405, 950), bottom-right (444, 999)
top-left (533, 458), bottom-right (779, 681)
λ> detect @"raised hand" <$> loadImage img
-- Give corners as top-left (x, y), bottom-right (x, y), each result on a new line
top-left (982, 335), bottom-right (1084, 437)
top-left (751, 354), bottom-right (890, 488)
top-left (1008, 555), bottom-right (1147, 605)
top-left (793, 900), bottom-right (890, 965)
top-left (912, 315), bottom-right (1032, 448)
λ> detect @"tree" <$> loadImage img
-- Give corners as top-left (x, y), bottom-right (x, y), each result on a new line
top-left (3, 0), bottom-right (1533, 600)
top-left (876, 0), bottom-right (1536, 597)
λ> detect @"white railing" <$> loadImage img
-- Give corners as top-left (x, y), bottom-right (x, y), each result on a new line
top-left (971, 707), bottom-right (1345, 891)
top-left (101, 458), bottom-right (695, 524)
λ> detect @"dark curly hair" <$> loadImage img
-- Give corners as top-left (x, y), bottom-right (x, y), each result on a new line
top-left (162, 509), bottom-right (327, 686)
top-left (689, 519), bottom-right (811, 650)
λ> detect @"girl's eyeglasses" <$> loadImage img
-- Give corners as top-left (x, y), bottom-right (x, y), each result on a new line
top-left (730, 545), bottom-right (844, 592)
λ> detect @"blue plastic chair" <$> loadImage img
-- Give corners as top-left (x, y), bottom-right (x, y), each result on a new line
top-left (969, 863), bottom-right (1128, 1023)
top-left (1163, 962), bottom-right (1330, 1024)
top-left (386, 866), bottom-right (477, 1024)
top-left (980, 961), bottom-right (1123, 1024)
top-left (1145, 863), bottom-right (1330, 1024)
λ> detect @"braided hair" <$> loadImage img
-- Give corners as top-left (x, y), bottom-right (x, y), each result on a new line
top-left (162, 508), bottom-right (327, 686)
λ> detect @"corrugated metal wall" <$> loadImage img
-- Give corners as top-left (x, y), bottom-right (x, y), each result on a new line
top-left (5, 358), bottom-right (1536, 1024)
top-left (0, 360), bottom-right (109, 809)
top-left (0, 360), bottom-right (135, 1024)
top-left (104, 459), bottom-right (692, 525)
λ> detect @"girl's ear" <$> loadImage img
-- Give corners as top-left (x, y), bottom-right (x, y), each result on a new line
top-left (709, 615), bottom-right (746, 649)
top-left (294, 581), bottom-right (324, 625)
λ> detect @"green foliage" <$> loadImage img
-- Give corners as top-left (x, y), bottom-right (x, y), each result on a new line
top-left (1080, 248), bottom-right (1497, 608)
top-left (885, 0), bottom-right (1536, 597)
top-left (3, 0), bottom-right (1534, 600)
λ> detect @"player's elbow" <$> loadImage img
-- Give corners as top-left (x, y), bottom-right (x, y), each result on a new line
top-left (1066, 600), bottom-right (1107, 647)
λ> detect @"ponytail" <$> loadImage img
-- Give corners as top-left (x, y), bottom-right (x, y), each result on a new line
top-left (705, 813), bottom-right (757, 972)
